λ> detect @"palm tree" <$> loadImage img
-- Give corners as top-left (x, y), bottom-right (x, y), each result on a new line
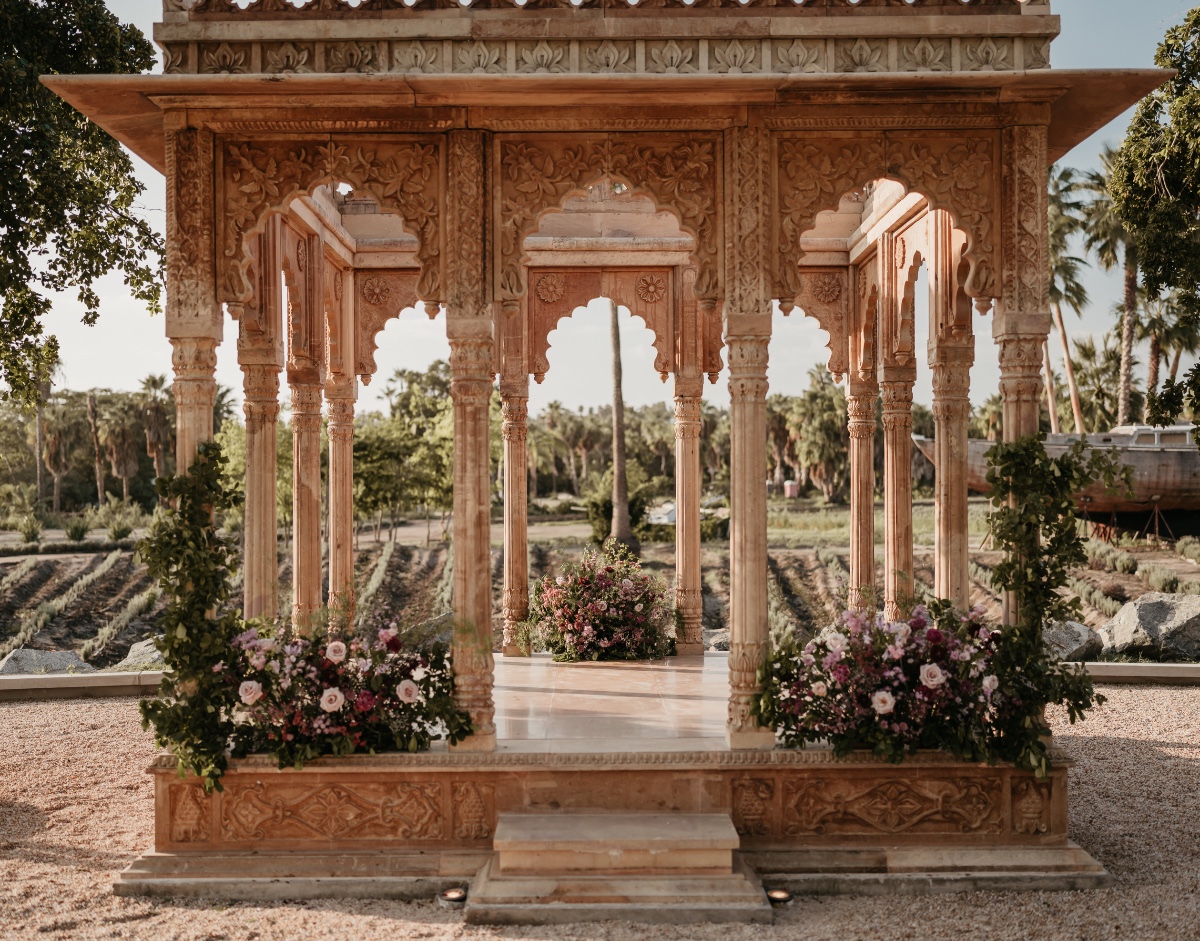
top-left (40, 399), bottom-right (84, 513)
top-left (608, 300), bottom-right (638, 554)
top-left (140, 374), bottom-right (173, 484)
top-left (1048, 166), bottom-right (1089, 434)
top-left (1083, 145), bottom-right (1139, 426)
top-left (1073, 333), bottom-right (1142, 433)
top-left (85, 392), bottom-right (108, 505)
top-left (1166, 317), bottom-right (1200, 384)
top-left (100, 397), bottom-right (144, 502)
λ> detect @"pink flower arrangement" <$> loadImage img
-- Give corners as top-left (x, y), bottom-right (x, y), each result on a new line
top-left (226, 625), bottom-right (472, 765)
top-left (758, 604), bottom-right (1004, 761)
top-left (526, 540), bottom-right (673, 661)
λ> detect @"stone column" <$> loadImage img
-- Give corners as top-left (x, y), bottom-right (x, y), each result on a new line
top-left (243, 364), bottom-right (280, 620)
top-left (880, 376), bottom-right (916, 620)
top-left (449, 332), bottom-right (497, 751)
top-left (674, 381), bottom-right (704, 655)
top-left (290, 382), bottom-right (323, 631)
top-left (500, 382), bottom-right (529, 656)
top-left (171, 337), bottom-right (218, 475)
top-left (932, 360), bottom-right (973, 609)
top-left (163, 122), bottom-right (220, 477)
top-left (846, 388), bottom-right (877, 610)
top-left (326, 388), bottom-right (356, 625)
top-left (726, 330), bottom-right (775, 750)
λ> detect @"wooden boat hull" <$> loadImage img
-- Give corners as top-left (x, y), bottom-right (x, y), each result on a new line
top-left (912, 436), bottom-right (1200, 514)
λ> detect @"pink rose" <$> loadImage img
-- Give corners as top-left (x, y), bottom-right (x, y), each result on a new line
top-left (396, 679), bottom-right (421, 703)
top-left (871, 690), bottom-right (896, 715)
top-left (325, 640), bottom-right (348, 664)
top-left (319, 688), bottom-right (345, 712)
top-left (238, 680), bottom-right (263, 705)
top-left (919, 664), bottom-right (947, 689)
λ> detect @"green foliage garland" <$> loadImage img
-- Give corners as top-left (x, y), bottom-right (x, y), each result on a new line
top-left (983, 434), bottom-right (1128, 776)
top-left (138, 442), bottom-right (242, 791)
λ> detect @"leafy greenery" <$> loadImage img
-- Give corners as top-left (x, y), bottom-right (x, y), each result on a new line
top-left (138, 442), bottom-right (242, 791)
top-left (0, 0), bottom-right (163, 404)
top-left (983, 435), bottom-right (1128, 776)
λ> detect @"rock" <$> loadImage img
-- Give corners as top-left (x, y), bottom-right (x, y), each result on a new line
top-left (706, 629), bottom-right (730, 652)
top-left (112, 637), bottom-right (165, 672)
top-left (1044, 621), bottom-right (1103, 662)
top-left (0, 649), bottom-right (96, 675)
top-left (1100, 593), bottom-right (1200, 661)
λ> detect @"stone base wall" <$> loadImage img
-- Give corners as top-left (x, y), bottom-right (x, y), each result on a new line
top-left (153, 749), bottom-right (1069, 857)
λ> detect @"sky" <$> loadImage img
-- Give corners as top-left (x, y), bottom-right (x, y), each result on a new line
top-left (38, 0), bottom-right (1199, 417)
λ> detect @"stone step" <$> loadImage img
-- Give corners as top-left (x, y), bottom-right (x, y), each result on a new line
top-left (465, 854), bottom-right (773, 925)
top-left (493, 812), bottom-right (739, 875)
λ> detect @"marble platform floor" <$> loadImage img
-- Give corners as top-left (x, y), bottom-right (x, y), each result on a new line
top-left (492, 652), bottom-right (730, 753)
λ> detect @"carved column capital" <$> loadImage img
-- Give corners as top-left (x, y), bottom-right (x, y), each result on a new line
top-left (674, 396), bottom-right (703, 440)
top-left (290, 382), bottom-right (323, 434)
top-left (726, 335), bottom-right (770, 404)
top-left (170, 337), bottom-right (218, 411)
top-left (847, 394), bottom-right (877, 440)
top-left (326, 398), bottom-right (355, 442)
top-left (501, 398), bottom-right (528, 442)
top-left (879, 381), bottom-right (914, 434)
top-left (997, 335), bottom-right (1046, 407)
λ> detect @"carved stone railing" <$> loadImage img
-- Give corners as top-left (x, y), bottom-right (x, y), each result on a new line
top-left (157, 0), bottom-right (1057, 77)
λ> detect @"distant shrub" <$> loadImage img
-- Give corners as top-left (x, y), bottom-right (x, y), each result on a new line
top-left (17, 515), bottom-right (41, 544)
top-left (64, 516), bottom-right (91, 543)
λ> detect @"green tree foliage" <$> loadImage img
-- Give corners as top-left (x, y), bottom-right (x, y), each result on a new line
top-left (1, 0), bottom-right (163, 404)
top-left (1110, 9), bottom-right (1200, 441)
top-left (1072, 332), bottom-right (1142, 433)
top-left (786, 368), bottom-right (850, 504)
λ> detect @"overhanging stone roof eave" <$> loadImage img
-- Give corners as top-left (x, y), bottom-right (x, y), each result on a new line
top-left (41, 67), bottom-right (1170, 175)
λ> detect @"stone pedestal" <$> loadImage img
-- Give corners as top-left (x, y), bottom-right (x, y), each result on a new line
top-left (674, 388), bottom-right (704, 655)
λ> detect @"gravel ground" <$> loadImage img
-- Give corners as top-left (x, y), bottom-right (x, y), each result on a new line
top-left (1, 687), bottom-right (1197, 941)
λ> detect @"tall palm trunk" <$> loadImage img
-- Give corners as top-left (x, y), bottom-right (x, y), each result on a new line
top-left (34, 382), bottom-right (48, 507)
top-left (85, 394), bottom-right (106, 505)
top-left (1145, 332), bottom-right (1162, 423)
top-left (1117, 245), bottom-right (1139, 426)
top-left (1052, 302), bottom-right (1086, 434)
top-left (1041, 343), bottom-right (1060, 434)
top-left (1170, 348), bottom-right (1183, 382)
top-left (609, 300), bottom-right (638, 554)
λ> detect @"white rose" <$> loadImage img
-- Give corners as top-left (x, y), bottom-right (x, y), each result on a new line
top-left (982, 675), bottom-right (1000, 694)
top-left (871, 690), bottom-right (896, 715)
top-left (396, 679), bottom-right (421, 703)
top-left (919, 664), bottom-right (947, 689)
top-left (825, 633), bottom-right (849, 654)
top-left (811, 681), bottom-right (828, 698)
top-left (892, 624), bottom-right (912, 645)
top-left (238, 680), bottom-right (263, 705)
top-left (325, 640), bottom-right (348, 664)
top-left (319, 687), bottom-right (345, 712)
top-left (412, 666), bottom-right (428, 681)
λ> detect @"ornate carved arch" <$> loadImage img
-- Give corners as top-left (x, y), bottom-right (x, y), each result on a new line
top-left (527, 267), bottom-right (675, 382)
top-left (496, 135), bottom-right (721, 301)
top-left (218, 136), bottom-right (441, 308)
top-left (773, 131), bottom-right (999, 305)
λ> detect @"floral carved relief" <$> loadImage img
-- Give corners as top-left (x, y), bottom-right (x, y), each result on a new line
top-left (793, 269), bottom-right (850, 380)
top-left (452, 782), bottom-right (494, 840)
top-left (774, 134), bottom-right (998, 304)
top-left (497, 136), bottom-right (719, 301)
top-left (732, 778), bottom-right (775, 836)
top-left (354, 269), bottom-right (421, 383)
top-left (169, 784), bottom-right (212, 844)
top-left (218, 137), bottom-right (440, 306)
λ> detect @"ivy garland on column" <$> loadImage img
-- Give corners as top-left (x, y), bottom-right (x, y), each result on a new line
top-left (138, 441), bottom-right (242, 790)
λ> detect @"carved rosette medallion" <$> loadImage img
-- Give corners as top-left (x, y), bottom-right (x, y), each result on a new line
top-left (535, 273), bottom-right (566, 304)
top-left (636, 273), bottom-right (667, 304)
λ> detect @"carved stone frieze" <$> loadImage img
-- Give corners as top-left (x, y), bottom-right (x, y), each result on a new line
top-left (166, 128), bottom-right (218, 335)
top-left (218, 137), bottom-right (441, 307)
top-left (782, 776), bottom-right (1003, 836)
top-left (446, 130), bottom-right (487, 318)
top-left (725, 126), bottom-right (770, 318)
top-left (220, 781), bottom-right (445, 842)
top-left (354, 269), bottom-right (421, 383)
top-left (452, 782), bottom-right (494, 840)
top-left (732, 778), bottom-right (774, 836)
top-left (497, 136), bottom-right (720, 301)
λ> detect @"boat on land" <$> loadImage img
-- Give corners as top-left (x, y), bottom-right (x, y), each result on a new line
top-left (913, 425), bottom-right (1200, 514)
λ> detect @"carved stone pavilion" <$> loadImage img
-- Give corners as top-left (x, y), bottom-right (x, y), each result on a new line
top-left (46, 0), bottom-right (1165, 920)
